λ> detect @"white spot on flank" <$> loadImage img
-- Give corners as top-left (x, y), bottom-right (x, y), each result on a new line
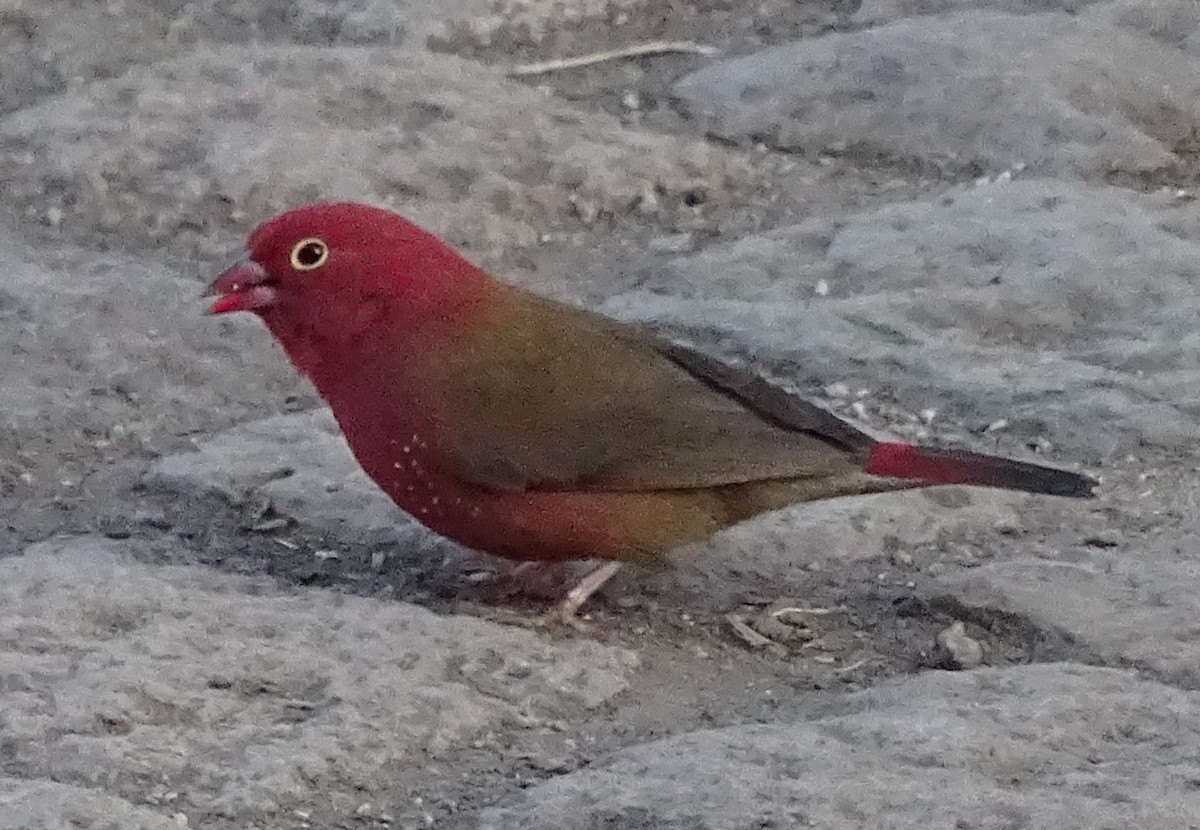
top-left (393, 461), bottom-right (401, 469)
top-left (431, 496), bottom-right (439, 505)
top-left (419, 507), bottom-right (428, 515)
top-left (406, 485), bottom-right (414, 492)
top-left (402, 445), bottom-right (411, 453)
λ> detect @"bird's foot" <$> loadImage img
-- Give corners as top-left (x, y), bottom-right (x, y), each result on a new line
top-left (545, 560), bottom-right (623, 630)
top-left (486, 560), bottom-right (570, 601)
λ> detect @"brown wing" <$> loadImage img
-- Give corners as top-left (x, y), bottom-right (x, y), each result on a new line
top-left (435, 284), bottom-right (877, 493)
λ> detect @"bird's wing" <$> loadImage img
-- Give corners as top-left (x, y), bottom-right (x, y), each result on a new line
top-left (433, 285), bottom-right (877, 492)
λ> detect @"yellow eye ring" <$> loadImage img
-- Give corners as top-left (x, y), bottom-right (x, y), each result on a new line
top-left (290, 238), bottom-right (329, 271)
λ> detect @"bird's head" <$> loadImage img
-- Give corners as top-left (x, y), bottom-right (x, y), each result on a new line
top-left (206, 202), bottom-right (488, 341)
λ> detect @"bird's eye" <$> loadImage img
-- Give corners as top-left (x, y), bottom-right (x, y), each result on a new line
top-left (290, 238), bottom-right (329, 271)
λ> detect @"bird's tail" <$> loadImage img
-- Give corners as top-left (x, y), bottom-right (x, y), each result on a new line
top-left (864, 442), bottom-right (1095, 498)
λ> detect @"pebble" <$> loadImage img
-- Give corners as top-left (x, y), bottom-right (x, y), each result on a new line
top-left (935, 622), bottom-right (984, 670)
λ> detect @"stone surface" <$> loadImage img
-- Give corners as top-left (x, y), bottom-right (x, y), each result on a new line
top-left (0, 228), bottom-right (295, 428)
top-left (481, 664), bottom-right (1200, 830)
top-left (149, 409), bottom-right (414, 548)
top-left (855, 0), bottom-right (1096, 24)
top-left (673, 10), bottom-right (1200, 179)
top-left (0, 779), bottom-right (178, 830)
top-left (7, 2), bottom-right (1200, 828)
top-left (1092, 0), bottom-right (1200, 54)
top-left (605, 178), bottom-right (1200, 459)
top-left (941, 525), bottom-right (1200, 688)
top-left (0, 538), bottom-right (633, 819)
top-left (1, 45), bottom-right (758, 262)
top-left (0, 0), bottom-right (619, 116)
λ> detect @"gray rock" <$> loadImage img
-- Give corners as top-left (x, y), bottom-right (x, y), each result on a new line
top-left (855, 0), bottom-right (1095, 25)
top-left (1093, 0), bottom-right (1200, 54)
top-left (0, 537), bottom-right (634, 818)
top-left (940, 524), bottom-right (1200, 687)
top-left (934, 620), bottom-right (985, 669)
top-left (149, 409), bottom-right (414, 548)
top-left (653, 486), bottom-right (1052, 612)
top-left (0, 226), bottom-right (309, 499)
top-left (481, 664), bottom-right (1200, 829)
top-left (0, 229), bottom-right (296, 423)
top-left (0, 0), bottom-right (642, 116)
top-left (604, 179), bottom-right (1200, 458)
top-left (1, 45), bottom-right (760, 261)
top-left (673, 10), bottom-right (1200, 179)
top-left (0, 780), bottom-right (177, 830)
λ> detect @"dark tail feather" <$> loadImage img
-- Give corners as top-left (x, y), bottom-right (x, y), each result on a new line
top-left (864, 442), bottom-right (1096, 498)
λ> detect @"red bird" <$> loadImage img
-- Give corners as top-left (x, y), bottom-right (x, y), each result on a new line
top-left (207, 203), bottom-right (1094, 620)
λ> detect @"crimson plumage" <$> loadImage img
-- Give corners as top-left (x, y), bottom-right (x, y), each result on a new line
top-left (206, 203), bottom-right (1093, 607)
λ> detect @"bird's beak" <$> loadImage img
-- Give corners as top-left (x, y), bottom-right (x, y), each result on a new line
top-left (204, 256), bottom-right (278, 315)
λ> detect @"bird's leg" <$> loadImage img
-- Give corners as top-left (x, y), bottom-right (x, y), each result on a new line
top-left (505, 561), bottom-right (540, 580)
top-left (495, 559), bottom-right (571, 597)
top-left (554, 560), bottom-right (624, 625)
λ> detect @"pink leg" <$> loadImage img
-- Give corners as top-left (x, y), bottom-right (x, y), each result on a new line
top-left (505, 561), bottom-right (540, 579)
top-left (554, 561), bottom-right (624, 625)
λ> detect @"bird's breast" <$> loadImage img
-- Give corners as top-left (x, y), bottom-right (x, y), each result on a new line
top-left (321, 374), bottom-right (722, 565)
top-left (362, 428), bottom-right (483, 526)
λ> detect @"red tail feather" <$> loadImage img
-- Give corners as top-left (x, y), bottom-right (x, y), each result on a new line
top-left (865, 442), bottom-right (1095, 498)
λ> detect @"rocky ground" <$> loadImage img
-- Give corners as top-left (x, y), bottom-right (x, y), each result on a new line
top-left (4, 1), bottom-right (1200, 828)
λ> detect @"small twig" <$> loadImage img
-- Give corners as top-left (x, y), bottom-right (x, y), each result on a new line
top-left (725, 613), bottom-right (775, 649)
top-left (834, 658), bottom-right (870, 674)
top-left (770, 606), bottom-right (836, 618)
top-left (281, 698), bottom-right (318, 711)
top-left (508, 41), bottom-right (718, 78)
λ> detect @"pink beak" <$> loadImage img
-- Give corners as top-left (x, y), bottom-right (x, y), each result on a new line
top-left (205, 257), bottom-right (278, 315)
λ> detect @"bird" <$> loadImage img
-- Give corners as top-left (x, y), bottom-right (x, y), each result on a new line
top-left (205, 202), bottom-right (1095, 622)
